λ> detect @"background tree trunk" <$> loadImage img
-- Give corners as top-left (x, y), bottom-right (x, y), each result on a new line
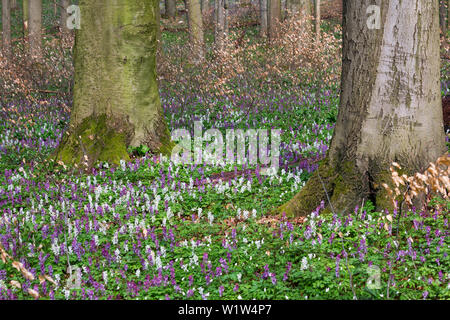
top-left (60, 0), bottom-right (70, 34)
top-left (2, 0), bottom-right (11, 57)
top-left (29, 0), bottom-right (42, 59)
top-left (187, 0), bottom-right (204, 62)
top-left (268, 0), bottom-right (281, 40)
top-left (215, 0), bottom-right (227, 50)
top-left (260, 0), bottom-right (268, 37)
top-left (315, 0), bottom-right (320, 43)
top-left (288, 0), bottom-right (311, 16)
top-left (22, 0), bottom-right (29, 37)
top-left (165, 0), bottom-right (176, 19)
top-left (54, 0), bottom-right (172, 168)
top-left (276, 0), bottom-right (446, 217)
top-left (201, 0), bottom-right (209, 14)
top-left (10, 0), bottom-right (16, 10)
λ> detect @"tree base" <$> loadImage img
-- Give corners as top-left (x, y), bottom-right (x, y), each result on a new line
top-left (52, 114), bottom-right (132, 168)
top-left (273, 157), bottom-right (384, 217)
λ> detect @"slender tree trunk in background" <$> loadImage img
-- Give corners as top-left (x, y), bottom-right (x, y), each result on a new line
top-left (54, 0), bottom-right (173, 168)
top-left (60, 0), bottom-right (70, 34)
top-left (288, 0), bottom-right (311, 16)
top-left (29, 0), bottom-right (42, 59)
top-left (10, 0), bottom-right (16, 10)
top-left (23, 0), bottom-right (29, 37)
top-left (201, 0), bottom-right (209, 14)
top-left (260, 0), bottom-right (268, 37)
top-left (2, 0), bottom-right (11, 57)
top-left (268, 0), bottom-right (281, 40)
top-left (165, 0), bottom-right (176, 19)
top-left (276, 0), bottom-right (446, 217)
top-left (215, 0), bottom-right (227, 50)
top-left (439, 0), bottom-right (447, 36)
top-left (187, 0), bottom-right (204, 62)
top-left (315, 0), bottom-right (320, 43)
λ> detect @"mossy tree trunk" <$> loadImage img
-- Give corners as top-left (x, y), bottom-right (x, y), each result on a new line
top-left (29, 0), bottom-right (42, 59)
top-left (187, 0), bottom-right (205, 62)
top-left (54, 0), bottom-right (173, 168)
top-left (2, 0), bottom-right (11, 57)
top-left (276, 0), bottom-right (446, 217)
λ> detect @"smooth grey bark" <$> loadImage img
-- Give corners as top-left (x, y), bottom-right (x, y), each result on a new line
top-left (439, 0), bottom-right (447, 35)
top-left (287, 0), bottom-right (311, 16)
top-left (29, 0), bottom-right (42, 58)
top-left (2, 0), bottom-right (11, 57)
top-left (60, 0), bottom-right (70, 33)
top-left (268, 0), bottom-right (281, 40)
top-left (165, 0), bottom-right (176, 19)
top-left (315, 0), bottom-right (320, 42)
top-left (201, 0), bottom-right (209, 13)
top-left (187, 0), bottom-right (204, 61)
top-left (214, 0), bottom-right (227, 50)
top-left (277, 0), bottom-right (446, 217)
top-left (260, 0), bottom-right (268, 36)
top-left (22, 0), bottom-right (29, 37)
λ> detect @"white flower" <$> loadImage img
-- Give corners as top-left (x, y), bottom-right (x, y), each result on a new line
top-left (155, 256), bottom-right (162, 269)
top-left (301, 257), bottom-right (308, 270)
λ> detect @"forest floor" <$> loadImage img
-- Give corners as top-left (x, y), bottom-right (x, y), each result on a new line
top-left (0, 1), bottom-right (449, 300)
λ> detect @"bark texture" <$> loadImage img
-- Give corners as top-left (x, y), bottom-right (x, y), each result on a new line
top-left (260, 0), bottom-right (268, 36)
top-left (214, 0), bottom-right (227, 50)
top-left (54, 0), bottom-right (173, 168)
top-left (315, 0), bottom-right (320, 42)
top-left (268, 0), bottom-right (281, 40)
top-left (2, 0), bottom-right (11, 57)
top-left (187, 0), bottom-right (204, 62)
top-left (165, 0), bottom-right (176, 19)
top-left (22, 0), bottom-right (28, 36)
top-left (60, 0), bottom-right (70, 33)
top-left (29, 0), bottom-right (42, 58)
top-left (276, 0), bottom-right (446, 217)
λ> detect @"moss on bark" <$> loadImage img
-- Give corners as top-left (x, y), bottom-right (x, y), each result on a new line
top-left (53, 114), bottom-right (131, 167)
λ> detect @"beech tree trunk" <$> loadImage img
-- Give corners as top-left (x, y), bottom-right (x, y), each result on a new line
top-left (22, 0), bottom-right (29, 37)
top-left (2, 0), bottom-right (11, 57)
top-left (201, 0), bottom-right (209, 13)
top-left (60, 0), bottom-right (70, 34)
top-left (187, 0), bottom-right (204, 62)
top-left (260, 0), bottom-right (268, 36)
top-left (288, 0), bottom-right (311, 16)
top-left (439, 0), bottom-right (447, 36)
top-left (268, 0), bottom-right (281, 40)
top-left (29, 0), bottom-right (42, 58)
top-left (214, 0), bottom-right (227, 50)
top-left (165, 0), bottom-right (176, 19)
top-left (315, 0), bottom-right (320, 42)
top-left (276, 0), bottom-right (446, 217)
top-left (54, 0), bottom-right (172, 168)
